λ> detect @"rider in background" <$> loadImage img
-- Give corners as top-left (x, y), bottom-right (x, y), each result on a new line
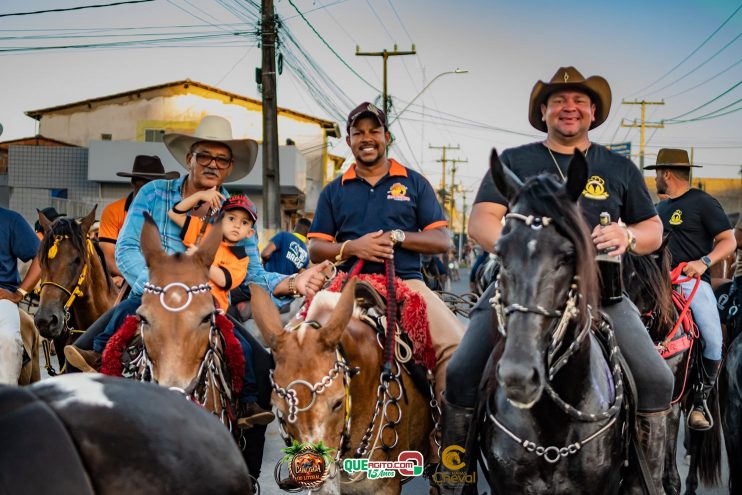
top-left (648, 149), bottom-right (735, 430)
top-left (308, 102), bottom-right (464, 465)
top-left (260, 218), bottom-right (311, 275)
top-left (98, 155), bottom-right (179, 288)
top-left (0, 206), bottom-right (41, 384)
top-left (446, 67), bottom-right (673, 493)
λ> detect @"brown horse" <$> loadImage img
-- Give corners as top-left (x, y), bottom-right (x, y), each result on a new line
top-left (34, 207), bottom-right (117, 371)
top-left (129, 213), bottom-right (242, 427)
top-left (18, 310), bottom-right (40, 384)
top-left (252, 278), bottom-right (433, 495)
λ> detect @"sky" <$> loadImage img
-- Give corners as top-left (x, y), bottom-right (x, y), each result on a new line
top-left (1, 0), bottom-right (740, 210)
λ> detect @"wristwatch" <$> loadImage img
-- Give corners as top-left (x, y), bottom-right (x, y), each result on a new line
top-left (390, 229), bottom-right (406, 246)
top-left (701, 256), bottom-right (712, 269)
top-left (619, 223), bottom-right (637, 253)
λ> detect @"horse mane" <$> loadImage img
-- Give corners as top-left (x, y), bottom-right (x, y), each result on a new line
top-left (623, 247), bottom-right (675, 339)
top-left (510, 174), bottom-right (599, 328)
top-left (39, 218), bottom-right (89, 269)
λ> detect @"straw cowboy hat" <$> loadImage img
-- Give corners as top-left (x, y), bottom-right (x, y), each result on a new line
top-left (163, 116), bottom-right (259, 183)
top-left (116, 155), bottom-right (180, 181)
top-left (529, 66), bottom-right (612, 132)
top-left (644, 148), bottom-right (701, 170)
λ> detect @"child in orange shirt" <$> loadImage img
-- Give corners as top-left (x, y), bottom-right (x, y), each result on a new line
top-left (169, 191), bottom-right (274, 428)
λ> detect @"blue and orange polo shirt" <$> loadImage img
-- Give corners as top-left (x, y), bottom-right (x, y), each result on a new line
top-left (309, 159), bottom-right (447, 280)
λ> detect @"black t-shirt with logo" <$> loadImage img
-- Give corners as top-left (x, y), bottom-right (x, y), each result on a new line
top-left (474, 142), bottom-right (657, 229)
top-left (656, 188), bottom-right (731, 283)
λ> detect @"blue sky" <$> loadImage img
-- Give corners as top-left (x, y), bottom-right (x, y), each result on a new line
top-left (1, 0), bottom-right (740, 196)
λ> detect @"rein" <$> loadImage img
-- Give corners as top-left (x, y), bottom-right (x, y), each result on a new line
top-left (487, 211), bottom-right (625, 463)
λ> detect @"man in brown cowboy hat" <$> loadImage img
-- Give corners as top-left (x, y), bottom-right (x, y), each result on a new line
top-left (97, 155), bottom-right (179, 286)
top-left (442, 67), bottom-right (673, 494)
top-left (648, 149), bottom-right (735, 430)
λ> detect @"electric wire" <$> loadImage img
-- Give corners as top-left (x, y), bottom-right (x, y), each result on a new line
top-left (0, 0), bottom-right (153, 18)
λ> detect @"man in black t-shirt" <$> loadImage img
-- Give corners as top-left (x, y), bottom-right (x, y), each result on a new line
top-left (647, 148), bottom-right (736, 431)
top-left (440, 66), bottom-right (673, 494)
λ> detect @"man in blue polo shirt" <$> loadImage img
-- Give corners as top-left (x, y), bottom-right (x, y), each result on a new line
top-left (308, 102), bottom-right (464, 461)
top-left (0, 206), bottom-right (41, 384)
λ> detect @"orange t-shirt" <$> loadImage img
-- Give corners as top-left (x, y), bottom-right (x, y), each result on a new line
top-left (180, 216), bottom-right (249, 310)
top-left (99, 193), bottom-right (133, 244)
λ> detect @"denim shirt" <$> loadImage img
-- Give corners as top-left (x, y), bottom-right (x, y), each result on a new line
top-left (115, 176), bottom-right (287, 306)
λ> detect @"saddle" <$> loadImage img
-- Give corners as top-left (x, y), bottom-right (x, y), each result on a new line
top-left (0, 386), bottom-right (95, 495)
top-left (353, 280), bottom-right (433, 399)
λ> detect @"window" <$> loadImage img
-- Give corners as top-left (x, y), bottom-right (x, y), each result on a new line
top-left (51, 189), bottom-right (68, 199)
top-left (144, 128), bottom-right (165, 143)
top-left (101, 133), bottom-right (112, 141)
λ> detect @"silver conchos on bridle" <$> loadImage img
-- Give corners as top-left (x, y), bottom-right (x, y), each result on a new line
top-left (143, 281), bottom-right (211, 312)
top-left (487, 211), bottom-right (626, 464)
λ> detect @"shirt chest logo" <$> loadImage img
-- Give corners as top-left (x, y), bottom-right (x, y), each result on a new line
top-left (669, 209), bottom-right (683, 225)
top-left (387, 183), bottom-right (410, 202)
top-left (582, 175), bottom-right (609, 200)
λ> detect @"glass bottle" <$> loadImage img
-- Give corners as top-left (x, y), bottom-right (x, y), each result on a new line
top-left (596, 212), bottom-right (624, 305)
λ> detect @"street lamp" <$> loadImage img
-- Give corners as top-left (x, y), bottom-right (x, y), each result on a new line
top-left (388, 68), bottom-right (468, 125)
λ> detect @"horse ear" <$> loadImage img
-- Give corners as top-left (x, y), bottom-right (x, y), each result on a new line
top-left (140, 212), bottom-right (165, 267)
top-left (192, 219), bottom-right (222, 269)
top-left (490, 148), bottom-right (522, 203)
top-left (79, 205), bottom-right (98, 234)
top-left (565, 149), bottom-right (588, 202)
top-left (37, 209), bottom-right (53, 234)
top-left (320, 277), bottom-right (357, 349)
top-left (249, 283), bottom-right (286, 351)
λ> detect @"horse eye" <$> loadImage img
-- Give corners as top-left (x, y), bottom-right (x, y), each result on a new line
top-left (73, 256), bottom-right (81, 264)
top-left (331, 398), bottom-right (343, 412)
top-left (138, 314), bottom-right (149, 326)
top-left (200, 314), bottom-right (213, 325)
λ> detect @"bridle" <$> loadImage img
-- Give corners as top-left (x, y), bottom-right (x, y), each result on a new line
top-left (134, 280), bottom-right (236, 427)
top-left (487, 211), bottom-right (626, 464)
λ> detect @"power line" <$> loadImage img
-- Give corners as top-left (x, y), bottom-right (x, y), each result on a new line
top-left (663, 98), bottom-right (742, 124)
top-left (666, 57), bottom-right (742, 99)
top-left (664, 80), bottom-right (741, 120)
top-left (0, 0), bottom-right (153, 18)
top-left (629, 3), bottom-right (742, 95)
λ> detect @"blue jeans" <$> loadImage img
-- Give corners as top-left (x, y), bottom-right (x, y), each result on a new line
top-left (93, 297), bottom-right (141, 353)
top-left (677, 279), bottom-right (723, 360)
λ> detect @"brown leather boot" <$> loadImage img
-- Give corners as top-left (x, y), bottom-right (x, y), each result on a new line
top-left (236, 402), bottom-right (275, 429)
top-left (64, 345), bottom-right (101, 372)
top-left (634, 408), bottom-right (670, 495)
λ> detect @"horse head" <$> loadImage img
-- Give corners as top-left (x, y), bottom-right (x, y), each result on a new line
top-left (252, 278), bottom-right (357, 447)
top-left (491, 148), bottom-right (597, 408)
top-left (35, 206), bottom-right (97, 338)
top-left (137, 213), bottom-right (222, 391)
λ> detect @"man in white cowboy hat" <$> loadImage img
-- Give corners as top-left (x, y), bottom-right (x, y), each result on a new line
top-left (97, 155), bottom-right (179, 286)
top-left (66, 115), bottom-right (330, 480)
top-left (648, 148), bottom-right (735, 431)
top-left (442, 67), bottom-right (673, 493)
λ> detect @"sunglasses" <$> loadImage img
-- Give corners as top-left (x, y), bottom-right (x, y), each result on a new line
top-left (192, 152), bottom-right (232, 169)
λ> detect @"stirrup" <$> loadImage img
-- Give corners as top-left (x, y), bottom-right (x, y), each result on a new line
top-left (687, 403), bottom-right (713, 431)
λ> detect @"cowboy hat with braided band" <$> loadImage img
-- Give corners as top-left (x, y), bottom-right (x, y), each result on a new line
top-left (644, 148), bottom-right (701, 169)
top-left (163, 115), bottom-right (259, 183)
top-left (529, 66), bottom-right (612, 132)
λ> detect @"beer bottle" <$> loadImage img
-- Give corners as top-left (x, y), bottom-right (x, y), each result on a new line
top-left (596, 212), bottom-right (623, 305)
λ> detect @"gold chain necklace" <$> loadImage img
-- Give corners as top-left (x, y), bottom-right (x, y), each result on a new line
top-left (545, 143), bottom-right (590, 182)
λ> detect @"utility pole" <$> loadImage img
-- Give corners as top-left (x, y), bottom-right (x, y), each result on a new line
top-left (261, 0), bottom-right (281, 233)
top-left (620, 99), bottom-right (664, 172)
top-left (356, 44), bottom-right (416, 116)
top-left (459, 188), bottom-right (470, 263)
top-left (448, 158), bottom-right (468, 222)
top-left (429, 144), bottom-right (460, 191)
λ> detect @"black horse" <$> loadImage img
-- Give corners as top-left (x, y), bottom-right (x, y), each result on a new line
top-left (0, 374), bottom-right (251, 494)
top-left (477, 150), bottom-right (632, 494)
top-left (623, 246), bottom-right (723, 494)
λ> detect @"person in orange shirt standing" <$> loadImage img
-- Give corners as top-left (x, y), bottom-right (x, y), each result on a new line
top-left (98, 155), bottom-right (179, 286)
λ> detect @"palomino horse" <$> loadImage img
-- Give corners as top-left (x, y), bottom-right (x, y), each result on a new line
top-left (18, 310), bottom-right (40, 384)
top-left (479, 150), bottom-right (631, 494)
top-left (34, 207), bottom-right (117, 372)
top-left (252, 277), bottom-right (434, 494)
top-left (623, 246), bottom-right (722, 495)
top-left (0, 374), bottom-right (250, 494)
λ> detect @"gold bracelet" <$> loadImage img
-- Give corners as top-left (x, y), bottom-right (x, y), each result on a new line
top-left (16, 287), bottom-right (28, 297)
top-left (335, 240), bottom-right (351, 262)
top-left (287, 274), bottom-right (300, 298)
